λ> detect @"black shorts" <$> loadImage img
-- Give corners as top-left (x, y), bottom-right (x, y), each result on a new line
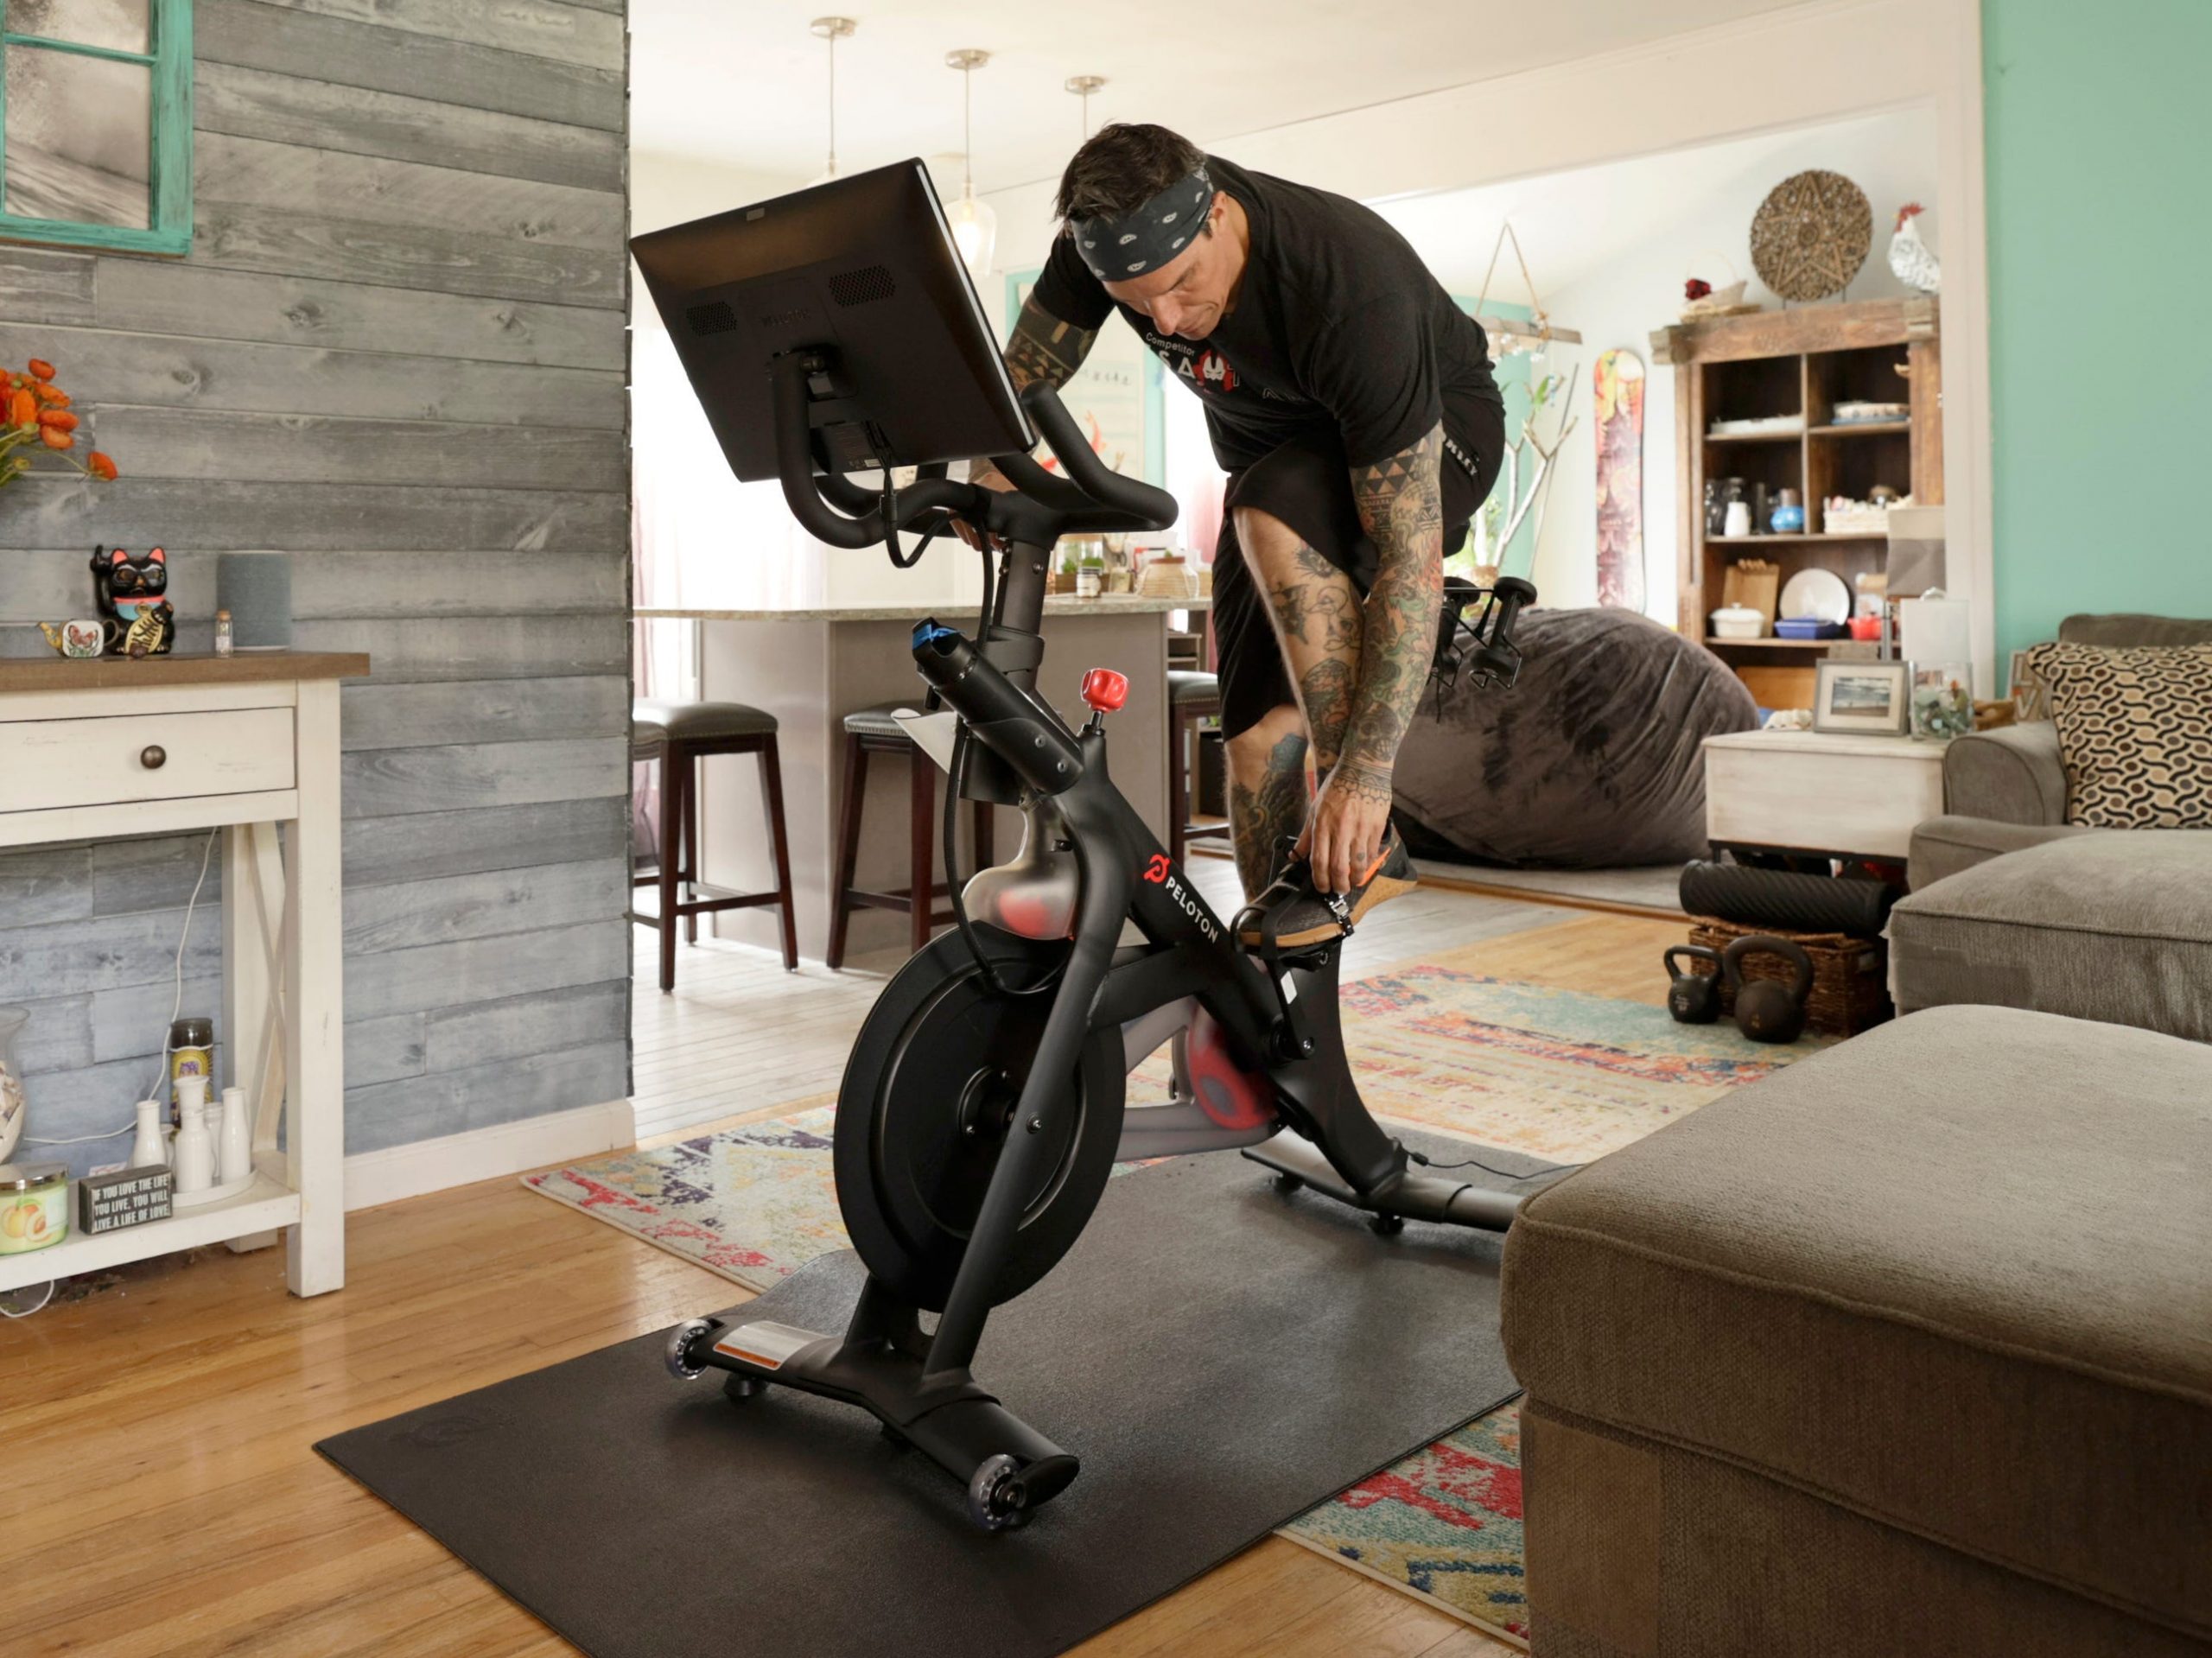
top-left (1211, 403), bottom-right (1506, 740)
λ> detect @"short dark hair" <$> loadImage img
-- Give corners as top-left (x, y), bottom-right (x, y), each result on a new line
top-left (1055, 123), bottom-right (1207, 227)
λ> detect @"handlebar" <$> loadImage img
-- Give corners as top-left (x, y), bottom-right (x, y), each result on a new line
top-left (1434, 575), bottom-right (1537, 692)
top-left (769, 350), bottom-right (1178, 552)
top-left (770, 353), bottom-right (981, 549)
top-left (1004, 382), bottom-right (1179, 535)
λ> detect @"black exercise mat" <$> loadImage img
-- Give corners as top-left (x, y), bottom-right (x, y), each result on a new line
top-left (319, 1131), bottom-right (1550, 1658)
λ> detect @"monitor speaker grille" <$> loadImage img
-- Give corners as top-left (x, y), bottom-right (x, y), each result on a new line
top-left (829, 264), bottom-right (896, 307)
top-left (686, 301), bottom-right (736, 335)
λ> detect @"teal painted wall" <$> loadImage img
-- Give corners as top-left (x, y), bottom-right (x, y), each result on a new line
top-left (1984, 0), bottom-right (2212, 657)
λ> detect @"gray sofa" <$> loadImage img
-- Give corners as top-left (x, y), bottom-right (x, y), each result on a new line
top-left (1890, 613), bottom-right (2212, 1042)
top-left (1502, 1004), bottom-right (2212, 1656)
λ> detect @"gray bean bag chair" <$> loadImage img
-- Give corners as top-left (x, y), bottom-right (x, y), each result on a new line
top-left (1394, 607), bottom-right (1758, 867)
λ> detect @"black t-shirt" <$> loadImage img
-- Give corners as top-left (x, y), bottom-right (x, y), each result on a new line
top-left (1032, 154), bottom-right (1504, 474)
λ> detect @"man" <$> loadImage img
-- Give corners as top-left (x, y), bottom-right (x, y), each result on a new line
top-left (969, 124), bottom-right (1504, 945)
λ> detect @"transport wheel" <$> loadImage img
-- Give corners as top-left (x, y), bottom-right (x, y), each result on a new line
top-left (834, 929), bottom-right (1125, 1313)
top-left (664, 1318), bottom-right (714, 1381)
top-left (967, 1453), bottom-right (1030, 1531)
top-left (1273, 1172), bottom-right (1305, 1195)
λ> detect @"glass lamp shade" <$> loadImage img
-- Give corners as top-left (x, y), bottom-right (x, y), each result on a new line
top-left (947, 192), bottom-right (997, 280)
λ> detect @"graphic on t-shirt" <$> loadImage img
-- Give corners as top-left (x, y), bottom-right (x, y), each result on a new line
top-left (1192, 349), bottom-right (1238, 393)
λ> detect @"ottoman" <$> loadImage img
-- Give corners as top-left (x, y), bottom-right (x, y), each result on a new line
top-left (1889, 831), bottom-right (2212, 1042)
top-left (1500, 1006), bottom-right (2212, 1656)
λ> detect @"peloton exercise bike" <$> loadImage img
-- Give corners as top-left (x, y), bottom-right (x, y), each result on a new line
top-left (633, 160), bottom-right (1537, 1531)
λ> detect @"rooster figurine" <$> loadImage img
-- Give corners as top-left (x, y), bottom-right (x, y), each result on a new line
top-left (1889, 203), bottom-right (1942, 295)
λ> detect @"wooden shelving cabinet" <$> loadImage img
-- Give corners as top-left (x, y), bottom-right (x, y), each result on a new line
top-left (1651, 297), bottom-right (1942, 707)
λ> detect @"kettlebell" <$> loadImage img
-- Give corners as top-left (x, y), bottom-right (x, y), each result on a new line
top-left (1663, 945), bottom-right (1724, 1024)
top-left (1722, 935), bottom-right (1814, 1045)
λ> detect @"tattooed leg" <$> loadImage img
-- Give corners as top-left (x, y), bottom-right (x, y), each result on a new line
top-left (1225, 708), bottom-right (1309, 899)
top-left (1232, 505), bottom-right (1363, 774)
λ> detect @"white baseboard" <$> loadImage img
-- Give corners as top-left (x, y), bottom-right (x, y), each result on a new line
top-left (344, 1097), bottom-right (636, 1212)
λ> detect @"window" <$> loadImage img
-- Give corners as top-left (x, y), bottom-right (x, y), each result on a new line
top-left (0, 0), bottom-right (190, 256)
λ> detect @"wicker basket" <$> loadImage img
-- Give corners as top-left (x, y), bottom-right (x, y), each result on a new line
top-left (1686, 916), bottom-right (1892, 1037)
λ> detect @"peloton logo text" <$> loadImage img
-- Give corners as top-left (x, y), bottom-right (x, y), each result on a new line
top-left (1141, 856), bottom-right (1219, 943)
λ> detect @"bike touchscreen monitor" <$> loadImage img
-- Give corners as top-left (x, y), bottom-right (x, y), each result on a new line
top-left (632, 158), bottom-right (1034, 484)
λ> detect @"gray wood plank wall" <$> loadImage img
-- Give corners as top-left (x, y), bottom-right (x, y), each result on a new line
top-left (0, 0), bottom-right (632, 1179)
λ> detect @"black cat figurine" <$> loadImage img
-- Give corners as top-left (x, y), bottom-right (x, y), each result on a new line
top-left (91, 545), bottom-right (175, 657)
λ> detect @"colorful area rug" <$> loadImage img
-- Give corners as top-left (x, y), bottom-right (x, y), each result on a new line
top-left (1338, 966), bottom-right (1808, 1165)
top-left (528, 969), bottom-right (1804, 1294)
top-left (1280, 1401), bottom-right (1527, 1642)
top-left (526, 973), bottom-right (1811, 1646)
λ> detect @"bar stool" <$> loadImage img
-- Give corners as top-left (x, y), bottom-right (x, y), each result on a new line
top-left (828, 702), bottom-right (996, 969)
top-left (1168, 670), bottom-right (1230, 865)
top-left (632, 698), bottom-right (798, 992)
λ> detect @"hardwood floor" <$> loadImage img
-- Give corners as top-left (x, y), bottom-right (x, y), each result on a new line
top-left (3, 868), bottom-right (1686, 1657)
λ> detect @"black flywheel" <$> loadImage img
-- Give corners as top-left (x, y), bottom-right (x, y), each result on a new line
top-left (832, 930), bottom-right (1125, 1312)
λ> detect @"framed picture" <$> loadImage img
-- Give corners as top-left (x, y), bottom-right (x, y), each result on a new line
top-left (1814, 659), bottom-right (1910, 735)
top-left (0, 0), bottom-right (193, 257)
top-left (2007, 649), bottom-right (2050, 722)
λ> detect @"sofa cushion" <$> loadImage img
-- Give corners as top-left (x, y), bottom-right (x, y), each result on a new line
top-left (1889, 830), bottom-right (2212, 1039)
top-left (1940, 718), bottom-right (2068, 826)
top-left (2021, 640), bottom-right (2212, 829)
top-left (1501, 1006), bottom-right (2212, 1642)
top-left (1905, 813), bottom-right (2095, 890)
top-left (2060, 612), bottom-right (2212, 649)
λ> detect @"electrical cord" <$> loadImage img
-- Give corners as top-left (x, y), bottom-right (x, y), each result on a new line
top-left (1, 1280), bottom-right (56, 1318)
top-left (1408, 1147), bottom-right (1582, 1182)
top-left (25, 826), bottom-right (218, 1151)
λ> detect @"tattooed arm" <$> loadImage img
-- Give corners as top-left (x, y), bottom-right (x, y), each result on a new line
top-left (969, 295), bottom-right (1099, 491)
top-left (1305, 422), bottom-right (1446, 893)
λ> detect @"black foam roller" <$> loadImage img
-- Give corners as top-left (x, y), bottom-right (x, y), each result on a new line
top-left (1678, 861), bottom-right (1899, 936)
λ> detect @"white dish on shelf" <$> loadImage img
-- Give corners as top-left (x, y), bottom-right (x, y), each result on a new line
top-left (1777, 568), bottom-right (1852, 626)
top-left (1832, 400), bottom-right (1907, 422)
top-left (1708, 414), bottom-right (1804, 438)
top-left (1709, 606), bottom-right (1765, 640)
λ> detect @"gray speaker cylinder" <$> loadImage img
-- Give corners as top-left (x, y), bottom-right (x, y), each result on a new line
top-left (215, 551), bottom-right (293, 651)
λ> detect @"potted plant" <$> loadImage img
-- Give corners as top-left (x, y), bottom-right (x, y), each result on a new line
top-left (2, 357), bottom-right (119, 490)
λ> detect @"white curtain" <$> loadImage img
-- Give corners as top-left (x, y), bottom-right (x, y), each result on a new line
top-left (630, 321), bottom-right (823, 857)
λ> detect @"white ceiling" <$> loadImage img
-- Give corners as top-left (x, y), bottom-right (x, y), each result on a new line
top-left (1372, 105), bottom-right (1942, 307)
top-left (631, 0), bottom-right (1815, 193)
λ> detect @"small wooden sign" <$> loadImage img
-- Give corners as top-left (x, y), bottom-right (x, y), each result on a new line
top-left (79, 1166), bottom-right (174, 1234)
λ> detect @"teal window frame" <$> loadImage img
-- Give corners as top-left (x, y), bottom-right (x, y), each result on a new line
top-left (0, 0), bottom-right (193, 257)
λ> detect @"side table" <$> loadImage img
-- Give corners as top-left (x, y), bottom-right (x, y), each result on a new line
top-left (1702, 727), bottom-right (1947, 862)
top-left (0, 651), bottom-right (367, 1298)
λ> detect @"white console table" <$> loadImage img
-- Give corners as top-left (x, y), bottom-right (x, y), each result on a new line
top-left (1703, 727), bottom-right (1948, 862)
top-left (0, 651), bottom-right (367, 1297)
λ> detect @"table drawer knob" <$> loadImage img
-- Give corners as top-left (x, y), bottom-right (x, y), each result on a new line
top-left (140, 745), bottom-right (167, 771)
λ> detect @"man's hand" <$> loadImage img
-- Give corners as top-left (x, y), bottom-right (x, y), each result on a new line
top-left (957, 460), bottom-right (1018, 551)
top-left (1300, 760), bottom-right (1392, 896)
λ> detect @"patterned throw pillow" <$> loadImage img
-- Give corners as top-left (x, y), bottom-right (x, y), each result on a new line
top-left (2020, 640), bottom-right (2212, 829)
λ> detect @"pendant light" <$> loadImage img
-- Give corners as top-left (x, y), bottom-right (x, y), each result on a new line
top-left (807, 16), bottom-right (855, 187)
top-left (1065, 74), bottom-right (1107, 141)
top-left (944, 48), bottom-right (995, 279)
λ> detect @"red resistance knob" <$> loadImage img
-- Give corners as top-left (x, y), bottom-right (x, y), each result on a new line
top-left (1081, 668), bottom-right (1129, 714)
